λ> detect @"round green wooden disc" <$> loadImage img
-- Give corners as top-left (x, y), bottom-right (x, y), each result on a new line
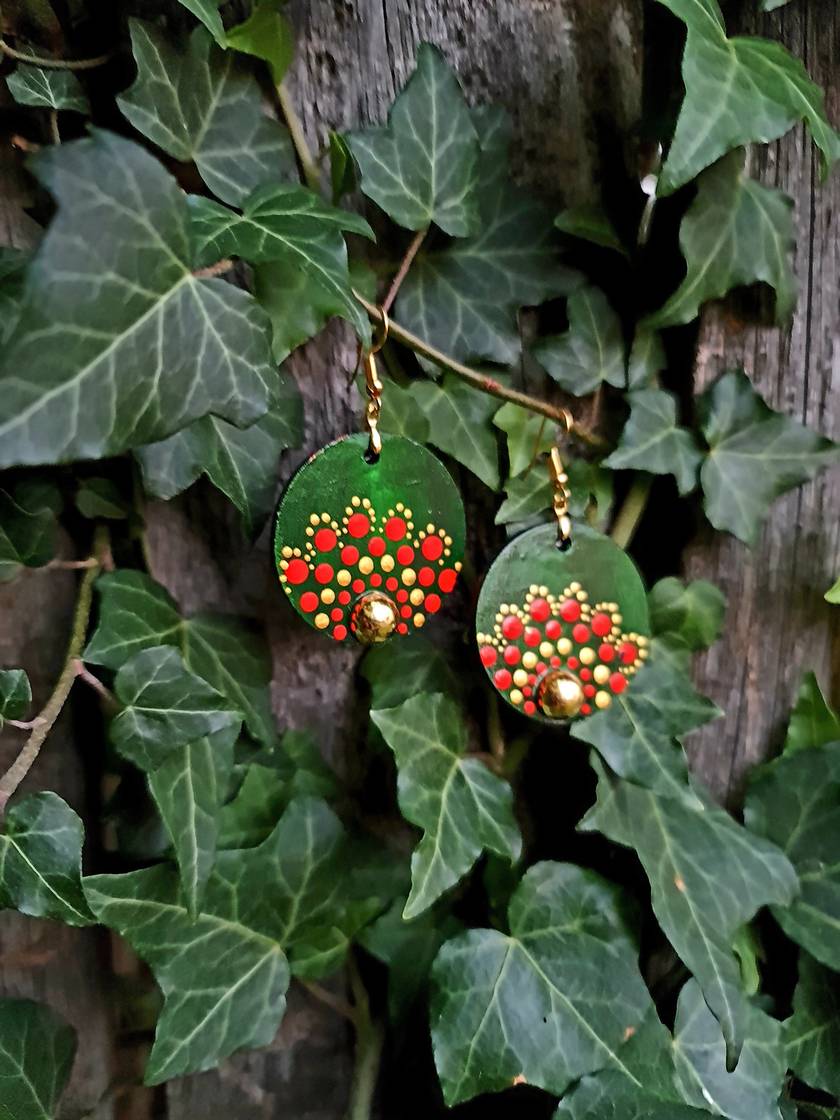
top-left (476, 524), bottom-right (650, 724)
top-left (275, 434), bottom-right (465, 642)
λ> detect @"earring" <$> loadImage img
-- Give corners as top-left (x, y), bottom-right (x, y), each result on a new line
top-left (275, 313), bottom-right (466, 644)
top-left (476, 436), bottom-right (649, 722)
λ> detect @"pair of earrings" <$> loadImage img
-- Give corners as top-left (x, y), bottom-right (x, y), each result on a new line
top-left (274, 324), bottom-right (649, 725)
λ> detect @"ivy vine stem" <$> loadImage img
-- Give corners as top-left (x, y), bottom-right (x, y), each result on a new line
top-left (381, 227), bottom-right (428, 313)
top-left (609, 475), bottom-right (652, 550)
top-left (346, 951), bottom-right (384, 1120)
top-left (276, 82), bottom-right (321, 192)
top-left (354, 292), bottom-right (606, 449)
top-left (0, 37), bottom-right (113, 70)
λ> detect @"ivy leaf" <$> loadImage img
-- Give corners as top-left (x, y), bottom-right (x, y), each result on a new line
top-left (412, 375), bottom-right (500, 489)
top-left (745, 741), bottom-right (840, 971)
top-left (148, 726), bottom-right (238, 916)
top-left (571, 643), bottom-right (721, 800)
top-left (826, 576), bottom-right (840, 604)
top-left (0, 792), bottom-right (93, 926)
top-left (605, 389), bottom-right (703, 495)
top-left (347, 43), bottom-right (480, 236)
top-left (783, 672), bottom-right (840, 753)
top-left (786, 952), bottom-right (840, 1098)
top-left (85, 797), bottom-right (348, 1084)
top-left (627, 326), bottom-right (666, 389)
top-left (137, 373), bottom-right (303, 533)
top-left (110, 646), bottom-right (242, 772)
top-left (494, 403), bottom-right (555, 477)
top-left (431, 861), bottom-right (655, 1105)
top-left (582, 763), bottom-right (798, 1066)
top-left (375, 375), bottom-right (432, 443)
top-left (496, 470), bottom-right (553, 526)
top-left (698, 370), bottom-right (840, 546)
top-left (655, 0), bottom-right (840, 195)
top-left (555, 204), bottom-right (627, 256)
top-left (0, 248), bottom-right (28, 344)
top-left (190, 185), bottom-right (372, 342)
top-left (0, 998), bottom-right (76, 1120)
top-left (218, 764), bottom-right (288, 849)
top-left (649, 577), bottom-right (727, 651)
top-left (0, 130), bottom-right (275, 468)
top-left (535, 286), bottom-right (625, 396)
top-left (225, 0), bottom-right (295, 81)
top-left (84, 571), bottom-right (275, 745)
top-left (0, 669), bottom-right (31, 726)
top-left (371, 693), bottom-right (521, 919)
top-left (0, 487), bottom-right (56, 581)
top-left (647, 152), bottom-right (796, 329)
top-left (174, 0), bottom-right (227, 45)
top-left (362, 635), bottom-right (459, 711)
top-left (75, 478), bottom-right (130, 521)
top-left (119, 22), bottom-right (294, 206)
top-left (6, 66), bottom-right (89, 112)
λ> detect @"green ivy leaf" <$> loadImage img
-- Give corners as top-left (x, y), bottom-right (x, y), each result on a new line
top-left (655, 0), bottom-right (840, 195)
top-left (148, 725), bottom-right (238, 916)
top-left (375, 375), bottom-right (432, 443)
top-left (0, 130), bottom-right (275, 468)
top-left (605, 389), bottom-right (703, 495)
top-left (75, 478), bottom-right (130, 521)
top-left (225, 0), bottom-right (294, 80)
top-left (218, 764), bottom-right (288, 849)
top-left (0, 998), bottom-right (76, 1120)
top-left (0, 792), bottom-right (93, 926)
top-left (0, 669), bottom-right (31, 726)
top-left (0, 248), bottom-right (28, 345)
top-left (555, 204), bottom-right (627, 256)
top-left (495, 470), bottom-right (552, 526)
top-left (535, 286), bottom-right (625, 396)
top-left (494, 403), bottom-right (555, 477)
top-left (627, 326), bottom-right (666, 389)
top-left (431, 861), bottom-right (654, 1105)
top-left (174, 0), bottom-right (227, 45)
top-left (347, 43), bottom-right (480, 236)
top-left (119, 22), bottom-right (295, 206)
top-left (137, 373), bottom-right (303, 533)
top-left (649, 577), bottom-right (727, 651)
top-left (85, 797), bottom-right (348, 1084)
top-left (647, 152), bottom-right (796, 329)
top-left (783, 672), bottom-right (840, 753)
top-left (762, 0), bottom-right (792, 8)
top-left (371, 693), bottom-right (521, 919)
top-left (85, 571), bottom-right (275, 745)
top-left (190, 185), bottom-right (371, 342)
top-left (571, 643), bottom-right (720, 800)
top-left (698, 370), bottom-right (840, 546)
top-left (826, 576), bottom-right (840, 603)
top-left (745, 741), bottom-right (840, 971)
top-left (397, 107), bottom-right (579, 366)
top-left (412, 375), bottom-right (500, 489)
top-left (362, 635), bottom-right (459, 711)
top-left (6, 65), bottom-right (89, 112)
top-left (0, 487), bottom-right (56, 581)
top-left (786, 952), bottom-right (840, 1098)
top-left (497, 461), bottom-right (614, 529)
top-left (582, 763), bottom-right (797, 1065)
top-left (111, 646), bottom-right (242, 772)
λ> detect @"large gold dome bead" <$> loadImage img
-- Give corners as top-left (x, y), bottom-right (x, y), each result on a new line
top-left (351, 592), bottom-right (398, 645)
top-left (536, 670), bottom-right (585, 720)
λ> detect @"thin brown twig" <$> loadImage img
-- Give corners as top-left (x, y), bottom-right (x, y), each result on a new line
top-left (193, 258), bottom-right (234, 280)
top-left (44, 557), bottom-right (99, 571)
top-left (0, 38), bottom-right (113, 70)
top-left (72, 660), bottom-right (119, 712)
top-left (301, 979), bottom-right (357, 1025)
top-left (381, 228), bottom-right (428, 314)
top-left (48, 108), bottom-right (60, 146)
top-left (6, 717), bottom-right (47, 732)
top-left (276, 82), bottom-right (321, 192)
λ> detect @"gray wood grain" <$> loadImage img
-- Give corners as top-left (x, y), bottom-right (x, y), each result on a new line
top-left (684, 2), bottom-right (840, 803)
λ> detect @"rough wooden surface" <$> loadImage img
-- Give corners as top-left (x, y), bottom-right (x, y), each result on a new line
top-left (684, 2), bottom-right (840, 804)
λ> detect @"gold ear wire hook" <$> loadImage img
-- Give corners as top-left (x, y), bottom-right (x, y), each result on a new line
top-left (549, 445), bottom-right (572, 551)
top-left (363, 308), bottom-right (390, 463)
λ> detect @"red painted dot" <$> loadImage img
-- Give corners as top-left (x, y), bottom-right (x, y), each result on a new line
top-left (584, 684), bottom-right (596, 698)
top-left (299, 591), bottom-right (318, 612)
top-left (332, 625), bottom-right (347, 641)
top-left (386, 577), bottom-right (398, 592)
top-left (545, 620), bottom-right (561, 639)
top-left (352, 579), bottom-right (365, 594)
top-left (530, 598), bottom-right (550, 622)
top-left (341, 545), bottom-right (359, 565)
top-left (528, 674), bottom-right (537, 685)
top-left (385, 517), bottom-right (406, 541)
top-left (397, 589), bottom-right (408, 603)
top-left (502, 615), bottom-right (523, 640)
top-left (347, 513), bottom-right (370, 538)
top-left (572, 624), bottom-right (590, 644)
top-left (421, 535), bottom-right (444, 561)
top-left (581, 703), bottom-right (592, 716)
top-left (419, 566), bottom-right (435, 587)
top-left (494, 669), bottom-right (512, 690)
top-left (550, 656), bottom-right (561, 668)
top-left (331, 608), bottom-right (343, 621)
top-left (397, 623), bottom-right (408, 634)
top-left (619, 642), bottom-right (638, 665)
top-left (338, 591), bottom-right (351, 605)
top-left (524, 627), bottom-right (541, 647)
top-left (560, 599), bottom-right (581, 622)
top-left (504, 646), bottom-right (521, 666)
top-left (567, 657), bottom-right (579, 670)
top-left (286, 558), bottom-right (309, 585)
top-left (370, 573), bottom-right (382, 587)
top-left (524, 700), bottom-right (536, 715)
top-left (315, 528), bottom-right (337, 552)
top-left (536, 662), bottom-right (547, 674)
top-left (368, 536), bottom-right (386, 557)
top-left (580, 668), bottom-right (592, 681)
top-left (599, 643), bottom-right (615, 663)
top-left (610, 672), bottom-right (628, 694)
top-left (480, 645), bottom-right (497, 667)
top-left (396, 545), bottom-right (415, 565)
top-left (439, 569), bottom-right (457, 593)
top-left (400, 605), bottom-right (412, 619)
top-left (523, 687), bottom-right (532, 698)
top-left (592, 613), bottom-right (612, 637)
top-left (314, 563), bottom-right (334, 585)
top-left (425, 593), bottom-right (441, 614)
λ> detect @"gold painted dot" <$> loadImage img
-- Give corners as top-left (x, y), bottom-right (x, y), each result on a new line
top-left (404, 508), bottom-right (412, 519)
top-left (639, 649), bottom-right (649, 660)
top-left (576, 591), bottom-right (587, 602)
top-left (410, 588), bottom-right (424, 606)
top-left (351, 496), bottom-right (360, 506)
top-left (500, 604), bottom-right (510, 615)
top-left (396, 502), bottom-right (404, 511)
top-left (321, 512), bottom-right (330, 523)
top-left (413, 613), bottom-right (425, 628)
top-left (402, 568), bottom-right (417, 587)
top-left (314, 613), bottom-right (329, 630)
top-left (613, 614), bottom-right (623, 625)
top-left (539, 585), bottom-right (548, 597)
top-left (510, 689), bottom-right (524, 706)
top-left (529, 584), bottom-right (539, 595)
top-left (595, 691), bottom-right (611, 710)
top-left (444, 535), bottom-right (452, 547)
top-left (522, 652), bottom-right (538, 670)
top-left (427, 523), bottom-right (434, 533)
top-left (513, 669), bottom-right (529, 688)
top-left (362, 497), bottom-right (371, 508)
top-left (593, 665), bottom-right (610, 685)
top-left (293, 548), bottom-right (302, 557)
top-left (281, 546), bottom-right (293, 559)
top-left (320, 588), bottom-right (336, 604)
top-left (337, 570), bottom-right (351, 587)
top-left (381, 554), bottom-right (395, 572)
top-left (580, 648), bottom-right (595, 665)
top-left (444, 549), bottom-right (451, 558)
top-left (359, 556), bottom-right (374, 575)
top-left (454, 561), bottom-right (463, 572)
top-left (305, 527), bottom-right (314, 537)
top-left (557, 638), bottom-right (572, 656)
top-left (539, 642), bottom-right (554, 658)
top-left (309, 514), bottom-right (320, 526)
top-left (569, 581), bottom-right (581, 593)
top-left (438, 528), bottom-right (446, 537)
